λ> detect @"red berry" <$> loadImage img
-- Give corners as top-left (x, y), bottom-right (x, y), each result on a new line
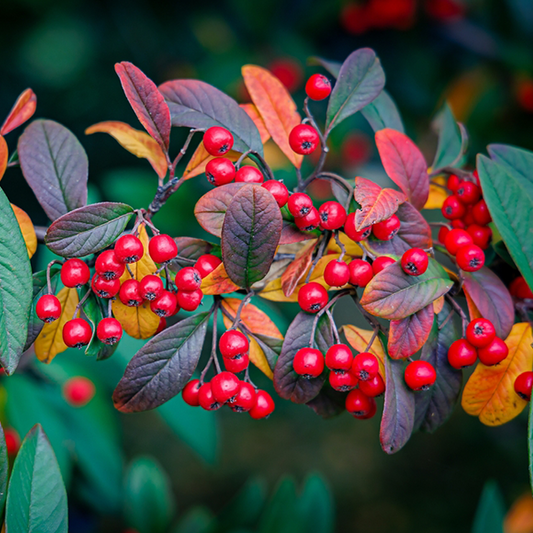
top-left (352, 352), bottom-right (379, 381)
top-left (36, 294), bottom-right (61, 323)
top-left (456, 181), bottom-right (481, 205)
top-left (372, 256), bottom-right (396, 275)
top-left (150, 290), bottom-right (177, 318)
top-left (359, 373), bottom-right (385, 397)
top-left (478, 337), bottom-right (509, 366)
top-left (451, 219), bottom-right (466, 229)
top-left (219, 330), bottom-right (249, 358)
top-left (447, 174), bottom-right (461, 192)
top-left (182, 379), bottom-right (201, 407)
top-left (288, 193), bottom-right (313, 218)
top-left (175, 267), bottom-right (202, 291)
top-left (176, 289), bottom-right (203, 312)
top-left (91, 274), bottom-right (120, 299)
top-left (456, 244), bottom-right (485, 272)
top-left (510, 277), bottom-right (533, 299)
top-left (203, 126), bottom-right (234, 156)
top-left (345, 389), bottom-right (375, 418)
top-left (444, 228), bottom-right (473, 256)
top-left (472, 199), bottom-right (492, 225)
top-left (319, 201), bottom-right (347, 230)
top-left (4, 428), bottom-right (20, 456)
top-left (205, 157), bottom-right (236, 186)
top-left (329, 370), bottom-right (358, 392)
top-left (155, 317), bottom-right (167, 335)
top-left (349, 259), bottom-right (373, 287)
top-left (63, 376), bottom-right (95, 407)
top-left (114, 234), bottom-right (144, 263)
top-left (466, 318), bottom-right (496, 348)
top-left (462, 210), bottom-right (476, 227)
top-left (262, 180), bottom-right (289, 207)
top-left (61, 258), bottom-right (90, 288)
top-left (95, 250), bottom-right (125, 280)
top-left (514, 372), bottom-right (533, 401)
top-left (404, 360), bottom-right (437, 391)
top-left (472, 169), bottom-right (481, 187)
top-left (305, 74), bottom-right (332, 100)
top-left (325, 344), bottom-right (353, 372)
top-left (442, 195), bottom-right (466, 220)
top-left (268, 58), bottom-right (303, 92)
top-left (466, 224), bottom-right (492, 250)
top-left (235, 166), bottom-right (264, 183)
top-left (295, 207), bottom-right (320, 232)
top-left (401, 248), bottom-right (429, 276)
top-left (198, 383), bottom-right (221, 411)
top-left (372, 215), bottom-right (401, 241)
top-left (210, 371), bottom-right (240, 404)
top-left (289, 124), bottom-right (320, 155)
top-left (344, 213), bottom-right (371, 242)
top-left (293, 347), bottom-right (324, 378)
top-left (298, 282), bottom-right (328, 313)
top-left (195, 254), bottom-right (222, 278)
top-left (139, 275), bottom-right (164, 301)
top-left (447, 339), bottom-right (478, 369)
top-left (224, 353), bottom-right (250, 373)
top-left (149, 234), bottom-right (178, 263)
top-left (96, 317), bottom-right (123, 345)
top-left (119, 279), bottom-right (143, 307)
top-left (324, 260), bottom-right (350, 287)
top-left (230, 381), bottom-right (256, 412)
top-left (249, 389), bottom-right (275, 419)
top-left (62, 318), bottom-right (92, 348)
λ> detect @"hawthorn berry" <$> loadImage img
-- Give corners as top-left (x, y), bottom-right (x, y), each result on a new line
top-left (92, 274), bottom-right (120, 299)
top-left (447, 174), bottom-right (461, 192)
top-left (230, 381), bottom-right (256, 412)
top-left (119, 279), bottom-right (143, 307)
top-left (4, 428), bottom-right (20, 456)
top-left (176, 289), bottom-right (203, 311)
top-left (345, 389), bottom-right (375, 418)
top-left (95, 250), bottom-right (125, 280)
top-left (372, 215), bottom-right (401, 241)
top-left (205, 157), bottom-right (236, 186)
top-left (444, 229), bottom-right (473, 256)
top-left (203, 126), bottom-right (234, 156)
top-left (451, 219), bottom-right (466, 229)
top-left (325, 344), bottom-right (353, 372)
top-left (404, 360), bottom-right (437, 391)
top-left (220, 330), bottom-right (249, 358)
top-left (262, 180), bottom-right (289, 207)
top-left (447, 339), bottom-right (478, 369)
top-left (224, 353), bottom-right (249, 373)
top-left (36, 294), bottom-right (62, 323)
top-left (61, 258), bottom-right (90, 288)
top-left (195, 254), bottom-right (222, 278)
top-left (289, 124), bottom-right (320, 155)
top-left (63, 318), bottom-right (92, 349)
top-left (96, 317), bottom-right (123, 345)
top-left (150, 290), bottom-right (177, 317)
top-left (305, 74), bottom-right (332, 100)
top-left (211, 371), bottom-right (240, 404)
top-left (235, 165), bottom-right (264, 183)
top-left (298, 282), bottom-right (328, 313)
top-left (455, 244), bottom-right (485, 272)
top-left (149, 234), bottom-right (178, 263)
top-left (349, 259), bottom-right (373, 287)
top-left (114, 234), bottom-right (144, 263)
top-left (329, 370), bottom-right (358, 392)
top-left (455, 181), bottom-right (481, 205)
top-left (466, 318), bottom-right (496, 348)
top-left (139, 274), bottom-right (164, 301)
top-left (182, 379), bottom-right (201, 407)
top-left (472, 199), bottom-right (492, 225)
top-left (318, 201), bottom-right (347, 230)
top-left (324, 260), bottom-right (350, 287)
top-left (510, 276), bottom-right (533, 299)
top-left (175, 267), bottom-right (202, 291)
top-left (288, 193), bottom-right (313, 218)
top-left (442, 195), bottom-right (466, 220)
top-left (352, 352), bottom-right (379, 381)
top-left (478, 337), bottom-right (508, 366)
top-left (344, 213), bottom-right (371, 242)
top-left (372, 256), bottom-right (395, 275)
top-left (293, 347), bottom-right (324, 378)
top-left (401, 248), bottom-right (428, 276)
top-left (249, 390), bottom-right (275, 419)
top-left (359, 373), bottom-right (385, 397)
top-left (466, 224), bottom-right (492, 250)
top-left (514, 372), bottom-right (533, 401)
top-left (198, 383), bottom-right (221, 411)
top-left (295, 207), bottom-right (320, 232)
top-left (63, 377), bottom-right (95, 407)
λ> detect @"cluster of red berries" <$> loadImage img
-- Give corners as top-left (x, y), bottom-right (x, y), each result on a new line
top-left (181, 329), bottom-right (274, 418)
top-left (510, 276), bottom-right (533, 300)
top-left (438, 172), bottom-right (490, 272)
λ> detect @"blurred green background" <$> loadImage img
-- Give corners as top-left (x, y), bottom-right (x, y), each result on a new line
top-left (2, 0), bottom-right (533, 531)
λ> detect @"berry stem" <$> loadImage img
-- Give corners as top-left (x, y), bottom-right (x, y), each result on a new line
top-left (364, 327), bottom-right (380, 353)
top-left (445, 294), bottom-right (469, 336)
top-left (429, 167), bottom-right (472, 180)
top-left (250, 151), bottom-right (275, 181)
top-left (125, 264), bottom-right (135, 279)
top-left (46, 260), bottom-right (63, 294)
top-left (236, 149), bottom-right (253, 169)
top-left (305, 231), bottom-right (330, 283)
top-left (359, 241), bottom-right (376, 261)
top-left (107, 298), bottom-right (113, 318)
top-left (333, 231), bottom-right (346, 262)
top-left (351, 294), bottom-right (385, 334)
top-left (200, 299), bottom-right (222, 384)
top-left (231, 291), bottom-right (254, 329)
top-left (326, 310), bottom-right (341, 344)
top-left (303, 97), bottom-right (326, 147)
top-left (309, 289), bottom-right (351, 347)
top-left (244, 365), bottom-right (258, 391)
top-left (170, 128), bottom-right (202, 178)
top-left (72, 287), bottom-right (93, 319)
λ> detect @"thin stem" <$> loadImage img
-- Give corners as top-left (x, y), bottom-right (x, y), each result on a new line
top-left (200, 300), bottom-right (221, 384)
top-left (107, 299), bottom-right (113, 318)
top-left (333, 231), bottom-right (346, 262)
top-left (364, 327), bottom-right (380, 352)
top-left (171, 129), bottom-right (201, 171)
top-left (126, 264), bottom-right (135, 279)
top-left (244, 365), bottom-right (258, 390)
top-left (250, 151), bottom-right (275, 181)
top-left (34, 226), bottom-right (48, 242)
top-left (429, 222), bottom-right (452, 230)
top-left (305, 231), bottom-right (330, 283)
top-left (429, 179), bottom-right (447, 190)
top-left (429, 166), bottom-right (471, 180)
top-left (73, 289), bottom-right (93, 319)
top-left (359, 241), bottom-right (376, 261)
top-left (46, 260), bottom-right (63, 294)
top-left (326, 310), bottom-right (341, 344)
top-left (303, 97), bottom-right (326, 147)
top-left (236, 149), bottom-right (253, 169)
top-left (295, 167), bottom-right (303, 188)
top-left (309, 289), bottom-right (352, 347)
top-left (231, 292), bottom-right (254, 329)
top-left (352, 294), bottom-right (385, 333)
top-left (445, 294), bottom-right (469, 336)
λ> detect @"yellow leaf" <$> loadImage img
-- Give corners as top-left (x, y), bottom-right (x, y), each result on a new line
top-left (0, 135), bottom-right (7, 181)
top-left (424, 176), bottom-right (448, 209)
top-left (433, 296), bottom-right (445, 314)
top-left (85, 121), bottom-right (168, 179)
top-left (461, 323), bottom-right (533, 426)
top-left (505, 493), bottom-right (533, 533)
top-left (201, 263), bottom-right (240, 295)
top-left (35, 287), bottom-right (79, 363)
top-left (341, 324), bottom-right (386, 378)
top-left (327, 231), bottom-right (363, 257)
top-left (11, 204), bottom-right (37, 259)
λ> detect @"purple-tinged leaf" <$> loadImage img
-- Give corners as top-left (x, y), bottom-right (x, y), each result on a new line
top-left (115, 62), bottom-right (171, 152)
top-left (169, 237), bottom-right (216, 271)
top-left (306, 387), bottom-right (346, 419)
top-left (307, 56), bottom-right (341, 78)
top-left (159, 79), bottom-right (263, 155)
top-left (18, 120), bottom-right (88, 221)
top-left (361, 91), bottom-right (405, 134)
top-left (414, 302), bottom-right (463, 433)
top-left (45, 202), bottom-right (134, 258)
top-left (388, 304), bottom-right (434, 359)
top-left (222, 184), bottom-right (282, 289)
top-left (113, 312), bottom-right (210, 412)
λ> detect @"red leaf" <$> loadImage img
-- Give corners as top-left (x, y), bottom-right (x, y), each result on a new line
top-left (115, 62), bottom-right (171, 153)
top-left (354, 176), bottom-right (406, 230)
top-left (375, 128), bottom-right (429, 210)
top-left (281, 240), bottom-right (318, 297)
top-left (388, 305), bottom-right (434, 359)
top-left (1, 89), bottom-right (37, 136)
top-left (0, 136), bottom-right (7, 181)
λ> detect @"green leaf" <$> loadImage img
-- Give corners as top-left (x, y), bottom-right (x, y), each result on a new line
top-left (431, 103), bottom-right (467, 170)
top-left (45, 202), bottom-right (134, 258)
top-left (326, 48), bottom-right (385, 133)
top-left (0, 191), bottom-right (33, 374)
top-left (0, 422), bottom-right (8, 520)
top-left (259, 477), bottom-right (300, 533)
top-left (471, 480), bottom-right (505, 533)
top-left (172, 507), bottom-right (216, 533)
top-left (221, 184), bottom-right (282, 289)
top-left (6, 424), bottom-right (68, 533)
top-left (297, 474), bottom-right (334, 533)
top-left (124, 456), bottom-right (175, 533)
top-left (361, 91), bottom-right (404, 134)
top-left (307, 57), bottom-right (341, 78)
top-left (477, 152), bottom-right (533, 292)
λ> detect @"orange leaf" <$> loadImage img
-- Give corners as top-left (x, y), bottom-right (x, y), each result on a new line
top-left (11, 204), bottom-right (37, 259)
top-left (201, 263), bottom-right (240, 295)
top-left (281, 239), bottom-right (318, 297)
top-left (242, 65), bottom-right (303, 168)
top-left (239, 103), bottom-right (271, 144)
top-left (0, 135), bottom-right (7, 181)
top-left (424, 176), bottom-right (448, 209)
top-left (85, 121), bottom-right (168, 179)
top-left (505, 493), bottom-right (533, 533)
top-left (341, 325), bottom-right (386, 378)
top-left (464, 289), bottom-right (482, 322)
top-left (1, 89), bottom-right (37, 135)
top-left (433, 296), bottom-right (445, 314)
top-left (461, 323), bottom-right (533, 426)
